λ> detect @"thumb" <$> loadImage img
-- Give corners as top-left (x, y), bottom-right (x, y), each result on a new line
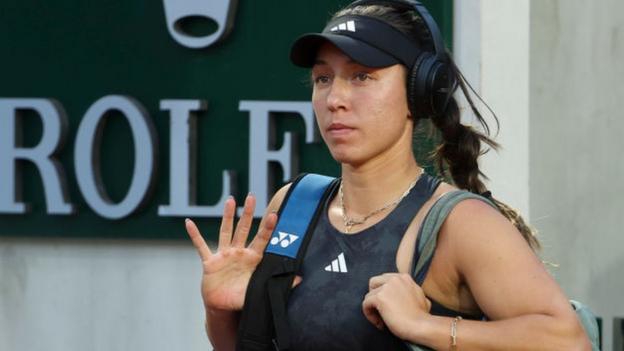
top-left (291, 275), bottom-right (303, 288)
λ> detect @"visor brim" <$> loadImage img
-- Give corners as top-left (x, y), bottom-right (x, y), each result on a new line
top-left (289, 33), bottom-right (400, 68)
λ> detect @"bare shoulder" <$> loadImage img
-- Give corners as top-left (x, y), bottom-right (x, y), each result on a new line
top-left (418, 184), bottom-right (579, 325)
top-left (439, 195), bottom-right (562, 319)
top-left (443, 195), bottom-right (521, 247)
top-left (440, 193), bottom-right (533, 267)
top-left (417, 182), bottom-right (524, 264)
top-left (265, 183), bottom-right (293, 214)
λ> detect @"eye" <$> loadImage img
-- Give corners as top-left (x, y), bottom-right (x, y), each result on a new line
top-left (313, 75), bottom-right (331, 85)
top-left (354, 72), bottom-right (372, 82)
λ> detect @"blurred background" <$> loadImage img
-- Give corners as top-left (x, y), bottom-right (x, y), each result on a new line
top-left (0, 0), bottom-right (622, 350)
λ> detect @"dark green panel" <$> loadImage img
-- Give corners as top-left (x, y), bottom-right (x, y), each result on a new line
top-left (421, 0), bottom-right (454, 50)
top-left (0, 0), bottom-right (453, 240)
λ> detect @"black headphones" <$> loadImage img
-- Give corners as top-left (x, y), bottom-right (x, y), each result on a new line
top-left (345, 0), bottom-right (456, 119)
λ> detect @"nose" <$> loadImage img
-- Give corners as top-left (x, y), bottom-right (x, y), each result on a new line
top-left (325, 78), bottom-right (350, 112)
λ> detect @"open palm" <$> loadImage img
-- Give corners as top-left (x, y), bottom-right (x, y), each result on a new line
top-left (185, 195), bottom-right (276, 311)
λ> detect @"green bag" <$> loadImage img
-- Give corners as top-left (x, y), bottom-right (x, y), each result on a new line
top-left (404, 191), bottom-right (600, 351)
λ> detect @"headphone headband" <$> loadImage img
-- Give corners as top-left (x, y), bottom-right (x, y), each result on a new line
top-left (346, 0), bottom-right (447, 61)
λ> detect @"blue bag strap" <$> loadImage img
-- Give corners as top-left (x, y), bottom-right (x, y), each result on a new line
top-left (237, 173), bottom-right (336, 351)
top-left (265, 173), bottom-right (336, 259)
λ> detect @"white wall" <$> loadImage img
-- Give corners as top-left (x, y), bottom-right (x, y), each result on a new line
top-left (530, 0), bottom-right (624, 348)
top-left (455, 0), bottom-right (532, 217)
top-left (0, 237), bottom-right (212, 351)
top-left (455, 0), bottom-right (624, 349)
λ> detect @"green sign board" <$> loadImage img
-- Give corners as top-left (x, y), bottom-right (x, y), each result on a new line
top-left (0, 0), bottom-right (452, 239)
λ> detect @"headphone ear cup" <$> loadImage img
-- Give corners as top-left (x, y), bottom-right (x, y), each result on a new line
top-left (408, 53), bottom-right (435, 119)
top-left (407, 56), bottom-right (420, 119)
top-left (429, 62), bottom-right (455, 115)
top-left (409, 53), bottom-right (454, 118)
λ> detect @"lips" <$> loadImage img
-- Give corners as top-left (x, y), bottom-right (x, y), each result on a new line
top-left (327, 123), bottom-right (355, 136)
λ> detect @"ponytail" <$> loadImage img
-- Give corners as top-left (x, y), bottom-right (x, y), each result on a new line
top-left (429, 58), bottom-right (541, 251)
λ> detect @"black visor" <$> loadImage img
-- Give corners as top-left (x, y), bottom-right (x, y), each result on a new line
top-left (290, 15), bottom-right (422, 68)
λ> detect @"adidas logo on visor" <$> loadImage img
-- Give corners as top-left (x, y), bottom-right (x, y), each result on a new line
top-left (330, 20), bottom-right (356, 33)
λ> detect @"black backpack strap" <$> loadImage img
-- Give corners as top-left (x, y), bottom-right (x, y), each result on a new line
top-left (236, 173), bottom-right (338, 351)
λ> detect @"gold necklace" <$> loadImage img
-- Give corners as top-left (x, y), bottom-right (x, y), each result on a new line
top-left (339, 168), bottom-right (424, 233)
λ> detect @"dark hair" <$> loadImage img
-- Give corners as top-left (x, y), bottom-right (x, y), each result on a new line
top-left (333, 5), bottom-right (540, 251)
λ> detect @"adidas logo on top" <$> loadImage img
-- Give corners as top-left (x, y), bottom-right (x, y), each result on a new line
top-left (325, 252), bottom-right (348, 273)
top-left (330, 20), bottom-right (356, 33)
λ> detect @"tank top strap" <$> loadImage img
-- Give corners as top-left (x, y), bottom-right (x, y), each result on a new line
top-left (381, 172), bottom-right (442, 232)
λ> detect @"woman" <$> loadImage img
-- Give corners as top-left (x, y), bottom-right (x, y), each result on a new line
top-left (185, 1), bottom-right (591, 350)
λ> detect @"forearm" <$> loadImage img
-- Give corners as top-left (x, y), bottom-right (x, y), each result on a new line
top-left (408, 314), bottom-right (590, 351)
top-left (206, 308), bottom-right (240, 351)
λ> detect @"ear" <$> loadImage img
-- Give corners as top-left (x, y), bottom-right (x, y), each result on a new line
top-left (405, 101), bottom-right (413, 121)
top-left (405, 111), bottom-right (416, 131)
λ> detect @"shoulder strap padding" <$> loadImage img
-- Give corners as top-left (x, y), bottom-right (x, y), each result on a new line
top-left (265, 174), bottom-right (336, 259)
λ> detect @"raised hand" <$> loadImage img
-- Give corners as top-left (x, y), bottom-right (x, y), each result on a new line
top-left (186, 194), bottom-right (277, 312)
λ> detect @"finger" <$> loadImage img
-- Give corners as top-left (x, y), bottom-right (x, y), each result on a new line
top-left (185, 218), bottom-right (213, 260)
top-left (362, 294), bottom-right (385, 330)
top-left (404, 288), bottom-right (430, 315)
top-left (218, 197), bottom-right (236, 250)
top-left (402, 276), bottom-right (429, 306)
top-left (249, 212), bottom-right (277, 254)
top-left (369, 273), bottom-right (396, 290)
top-left (231, 194), bottom-right (255, 247)
top-left (291, 275), bottom-right (303, 288)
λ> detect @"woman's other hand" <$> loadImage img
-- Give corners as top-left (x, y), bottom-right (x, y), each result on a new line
top-left (362, 273), bottom-right (432, 340)
top-left (186, 194), bottom-right (276, 312)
